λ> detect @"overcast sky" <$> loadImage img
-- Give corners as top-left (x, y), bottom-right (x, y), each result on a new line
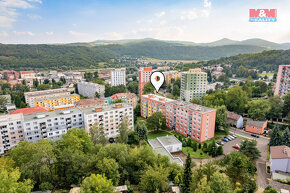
top-left (0, 0), bottom-right (289, 44)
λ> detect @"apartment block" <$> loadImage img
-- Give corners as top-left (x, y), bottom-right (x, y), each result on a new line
top-left (141, 94), bottom-right (174, 118)
top-left (110, 93), bottom-right (137, 108)
top-left (3, 71), bottom-right (18, 81)
top-left (19, 71), bottom-right (35, 79)
top-left (180, 69), bottom-right (207, 101)
top-left (111, 68), bottom-right (126, 86)
top-left (274, 65), bottom-right (290, 97)
top-left (25, 88), bottom-right (80, 111)
top-left (77, 81), bottom-right (105, 98)
top-left (138, 67), bottom-right (153, 96)
top-left (163, 71), bottom-right (181, 85)
top-left (82, 103), bottom-right (134, 138)
top-left (23, 107), bottom-right (84, 143)
top-left (0, 114), bottom-right (25, 154)
top-left (141, 94), bottom-right (216, 142)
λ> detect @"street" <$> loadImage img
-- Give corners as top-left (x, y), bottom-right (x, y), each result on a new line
top-left (229, 128), bottom-right (270, 189)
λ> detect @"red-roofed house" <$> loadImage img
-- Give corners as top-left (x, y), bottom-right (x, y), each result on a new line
top-left (75, 99), bottom-right (104, 109)
top-left (19, 71), bottom-right (35, 79)
top-left (110, 93), bottom-right (137, 108)
top-left (245, 119), bottom-right (268, 134)
top-left (10, 106), bottom-right (48, 115)
top-left (227, 112), bottom-right (243, 128)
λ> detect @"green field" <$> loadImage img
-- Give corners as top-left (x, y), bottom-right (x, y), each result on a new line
top-left (182, 147), bottom-right (210, 159)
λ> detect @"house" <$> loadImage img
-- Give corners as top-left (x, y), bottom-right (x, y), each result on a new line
top-left (148, 135), bottom-right (183, 166)
top-left (227, 112), bottom-right (243, 128)
top-left (245, 119), bottom-right (268, 134)
top-left (270, 146), bottom-right (290, 175)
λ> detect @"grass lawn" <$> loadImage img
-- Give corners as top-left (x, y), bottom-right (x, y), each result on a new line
top-left (182, 147), bottom-right (210, 159)
top-left (134, 116), bottom-right (146, 127)
top-left (258, 73), bottom-right (274, 77)
top-left (147, 130), bottom-right (172, 139)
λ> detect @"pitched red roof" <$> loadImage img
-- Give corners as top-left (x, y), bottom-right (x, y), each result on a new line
top-left (227, 112), bottom-right (241, 121)
top-left (110, 93), bottom-right (137, 100)
top-left (75, 99), bottom-right (104, 107)
top-left (270, 146), bottom-right (290, 159)
top-left (10, 106), bottom-right (48, 115)
top-left (20, 71), bottom-right (35, 75)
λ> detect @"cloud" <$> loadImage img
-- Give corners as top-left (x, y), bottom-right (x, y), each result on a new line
top-left (69, 31), bottom-right (88, 36)
top-left (155, 11), bottom-right (166, 18)
top-left (28, 0), bottom-right (42, 3)
top-left (180, 9), bottom-right (198, 20)
top-left (45, 32), bottom-right (54, 35)
top-left (0, 31), bottom-right (9, 37)
top-left (27, 14), bottom-right (42, 20)
top-left (204, 0), bottom-right (212, 8)
top-left (0, 0), bottom-right (42, 28)
top-left (13, 30), bottom-right (35, 36)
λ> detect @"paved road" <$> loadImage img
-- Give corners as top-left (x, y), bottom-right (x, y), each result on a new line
top-left (229, 128), bottom-right (269, 189)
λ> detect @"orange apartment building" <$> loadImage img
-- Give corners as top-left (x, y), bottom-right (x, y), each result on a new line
top-left (138, 67), bottom-right (153, 96)
top-left (141, 94), bottom-right (216, 142)
top-left (245, 119), bottom-right (268, 134)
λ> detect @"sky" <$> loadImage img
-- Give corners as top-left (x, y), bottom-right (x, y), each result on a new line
top-left (0, 0), bottom-right (290, 44)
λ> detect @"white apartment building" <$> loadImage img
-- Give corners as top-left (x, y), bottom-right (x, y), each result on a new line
top-left (82, 103), bottom-right (134, 138)
top-left (23, 107), bottom-right (84, 143)
top-left (77, 81), bottom-right (105, 98)
top-left (0, 114), bottom-right (25, 154)
top-left (111, 68), bottom-right (126, 86)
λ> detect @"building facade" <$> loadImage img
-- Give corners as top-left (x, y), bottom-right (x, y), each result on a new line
top-left (24, 88), bottom-right (80, 111)
top-left (23, 108), bottom-right (84, 143)
top-left (0, 114), bottom-right (25, 154)
top-left (180, 69), bottom-right (207, 101)
top-left (110, 93), bottom-right (137, 108)
top-left (82, 103), bottom-right (134, 138)
top-left (274, 65), bottom-right (290, 97)
top-left (111, 68), bottom-right (126, 86)
top-left (227, 112), bottom-right (243, 129)
top-left (77, 81), bottom-right (105, 98)
top-left (245, 119), bottom-right (268, 134)
top-left (270, 145), bottom-right (290, 173)
top-left (163, 71), bottom-right (181, 85)
top-left (138, 67), bottom-right (153, 96)
top-left (141, 94), bottom-right (216, 142)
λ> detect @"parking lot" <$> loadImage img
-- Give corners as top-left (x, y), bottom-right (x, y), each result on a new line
top-left (221, 137), bottom-right (243, 155)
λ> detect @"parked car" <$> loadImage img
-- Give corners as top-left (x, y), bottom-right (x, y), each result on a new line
top-left (233, 144), bottom-right (240, 149)
top-left (216, 141), bottom-right (224, 146)
top-left (230, 134), bottom-right (237, 138)
top-left (227, 136), bottom-right (234, 140)
top-left (222, 138), bottom-right (229, 142)
top-left (251, 134), bottom-right (260, 138)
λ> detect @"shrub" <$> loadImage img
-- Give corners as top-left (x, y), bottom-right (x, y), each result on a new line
top-left (39, 182), bottom-right (53, 191)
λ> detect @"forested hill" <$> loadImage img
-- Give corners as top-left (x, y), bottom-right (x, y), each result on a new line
top-left (0, 39), bottom-right (286, 70)
top-left (193, 49), bottom-right (290, 72)
top-left (0, 44), bottom-right (117, 71)
top-left (102, 41), bottom-right (267, 60)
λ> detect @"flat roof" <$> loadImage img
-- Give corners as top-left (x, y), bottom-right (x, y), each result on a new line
top-left (168, 100), bottom-right (215, 113)
top-left (81, 103), bottom-right (133, 115)
top-left (142, 94), bottom-right (175, 103)
top-left (158, 135), bottom-right (182, 146)
top-left (23, 107), bottom-right (82, 122)
top-left (148, 138), bottom-right (183, 166)
top-left (33, 93), bottom-right (79, 102)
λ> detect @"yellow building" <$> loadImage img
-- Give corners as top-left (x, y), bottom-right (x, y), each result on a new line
top-left (163, 71), bottom-right (181, 85)
top-left (33, 94), bottom-right (80, 111)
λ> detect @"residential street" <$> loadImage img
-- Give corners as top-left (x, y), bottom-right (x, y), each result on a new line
top-left (229, 128), bottom-right (270, 189)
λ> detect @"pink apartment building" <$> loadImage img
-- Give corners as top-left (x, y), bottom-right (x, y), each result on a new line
top-left (274, 64), bottom-right (290, 97)
top-left (138, 67), bottom-right (153, 96)
top-left (141, 94), bottom-right (216, 143)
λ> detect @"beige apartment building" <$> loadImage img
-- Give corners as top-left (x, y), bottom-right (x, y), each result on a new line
top-left (24, 88), bottom-right (80, 111)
